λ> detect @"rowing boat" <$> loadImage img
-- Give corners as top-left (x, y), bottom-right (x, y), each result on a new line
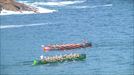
top-left (33, 53), bottom-right (86, 65)
top-left (42, 42), bottom-right (92, 52)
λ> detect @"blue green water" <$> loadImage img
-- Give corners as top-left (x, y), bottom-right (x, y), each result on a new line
top-left (0, 0), bottom-right (134, 75)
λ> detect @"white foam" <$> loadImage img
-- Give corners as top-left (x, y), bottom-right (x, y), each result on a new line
top-left (0, 23), bottom-right (50, 29)
top-left (36, 7), bottom-right (57, 13)
top-left (32, 1), bottom-right (85, 6)
top-left (0, 7), bottom-right (56, 16)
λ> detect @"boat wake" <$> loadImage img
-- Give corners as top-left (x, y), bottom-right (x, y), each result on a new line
top-left (67, 4), bottom-right (113, 9)
top-left (0, 23), bottom-right (52, 29)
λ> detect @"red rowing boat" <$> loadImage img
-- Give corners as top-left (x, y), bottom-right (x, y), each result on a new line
top-left (42, 42), bottom-right (92, 51)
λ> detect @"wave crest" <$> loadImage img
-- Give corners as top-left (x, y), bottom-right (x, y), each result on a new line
top-left (32, 1), bottom-right (85, 6)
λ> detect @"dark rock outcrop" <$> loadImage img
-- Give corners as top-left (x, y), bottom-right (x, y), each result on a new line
top-left (0, 0), bottom-right (38, 13)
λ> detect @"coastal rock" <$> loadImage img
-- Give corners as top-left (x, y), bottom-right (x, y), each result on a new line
top-left (0, 0), bottom-right (38, 13)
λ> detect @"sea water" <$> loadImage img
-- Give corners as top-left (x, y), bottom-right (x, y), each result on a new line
top-left (0, 0), bottom-right (134, 75)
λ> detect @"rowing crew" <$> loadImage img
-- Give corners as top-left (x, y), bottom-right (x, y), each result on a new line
top-left (40, 53), bottom-right (80, 62)
top-left (42, 42), bottom-right (92, 51)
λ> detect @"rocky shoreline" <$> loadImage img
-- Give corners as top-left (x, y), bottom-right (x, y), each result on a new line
top-left (0, 0), bottom-right (38, 13)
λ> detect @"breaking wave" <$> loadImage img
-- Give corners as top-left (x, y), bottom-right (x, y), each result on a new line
top-left (32, 0), bottom-right (85, 6)
top-left (0, 8), bottom-right (56, 16)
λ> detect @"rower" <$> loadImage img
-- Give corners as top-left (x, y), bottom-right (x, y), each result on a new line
top-left (40, 55), bottom-right (44, 60)
top-left (44, 47), bottom-right (51, 52)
